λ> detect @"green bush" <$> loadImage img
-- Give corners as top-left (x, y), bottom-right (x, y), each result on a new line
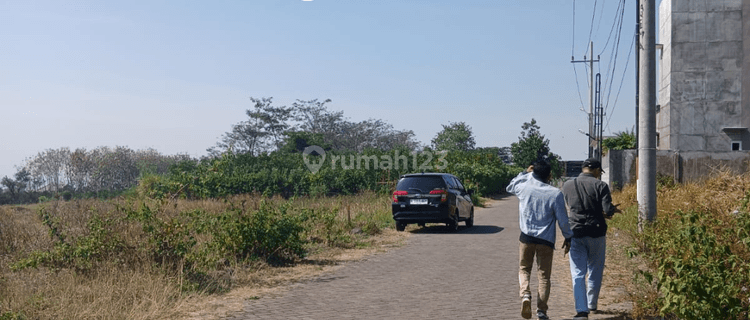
top-left (639, 209), bottom-right (750, 319)
top-left (191, 200), bottom-right (309, 265)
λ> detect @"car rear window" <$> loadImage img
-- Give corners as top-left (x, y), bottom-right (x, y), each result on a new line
top-left (396, 176), bottom-right (446, 193)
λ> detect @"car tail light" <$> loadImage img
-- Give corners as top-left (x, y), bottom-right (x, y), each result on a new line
top-left (430, 189), bottom-right (447, 202)
top-left (392, 191), bottom-right (408, 203)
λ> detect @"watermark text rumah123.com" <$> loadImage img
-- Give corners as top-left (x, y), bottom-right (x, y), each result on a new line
top-left (302, 146), bottom-right (448, 174)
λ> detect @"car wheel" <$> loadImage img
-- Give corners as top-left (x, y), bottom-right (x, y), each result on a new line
top-left (465, 209), bottom-right (474, 228)
top-left (448, 213), bottom-right (459, 232)
top-left (395, 221), bottom-right (406, 232)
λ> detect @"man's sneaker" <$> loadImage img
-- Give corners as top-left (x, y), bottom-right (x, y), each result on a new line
top-left (572, 311), bottom-right (589, 319)
top-left (589, 308), bottom-right (599, 314)
top-left (521, 295), bottom-right (532, 319)
top-left (536, 310), bottom-right (549, 320)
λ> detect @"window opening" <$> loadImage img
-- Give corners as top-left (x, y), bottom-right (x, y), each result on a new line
top-left (732, 141), bottom-right (742, 151)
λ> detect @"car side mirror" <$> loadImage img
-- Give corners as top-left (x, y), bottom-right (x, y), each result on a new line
top-left (466, 189), bottom-right (474, 195)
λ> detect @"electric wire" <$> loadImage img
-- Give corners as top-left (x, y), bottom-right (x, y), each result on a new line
top-left (573, 0), bottom-right (631, 136)
top-left (573, 65), bottom-right (587, 112)
top-left (599, 0), bottom-right (626, 56)
top-left (572, 0), bottom-right (576, 57)
top-left (585, 0), bottom-right (599, 56)
top-left (572, 0), bottom-right (586, 111)
top-left (601, 0), bottom-right (626, 117)
top-left (605, 31), bottom-right (635, 131)
top-left (595, 0), bottom-right (608, 38)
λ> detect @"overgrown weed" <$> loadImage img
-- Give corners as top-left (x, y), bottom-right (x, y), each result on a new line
top-left (611, 169), bottom-right (750, 319)
top-left (0, 191), bottom-right (395, 319)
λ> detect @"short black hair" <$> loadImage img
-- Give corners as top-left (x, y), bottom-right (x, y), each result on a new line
top-left (532, 159), bottom-right (552, 181)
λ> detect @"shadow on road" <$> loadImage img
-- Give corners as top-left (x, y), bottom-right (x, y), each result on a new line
top-left (487, 193), bottom-right (513, 201)
top-left (409, 225), bottom-right (504, 234)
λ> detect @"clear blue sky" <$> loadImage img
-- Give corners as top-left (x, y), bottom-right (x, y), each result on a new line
top-left (0, 0), bottom-right (638, 179)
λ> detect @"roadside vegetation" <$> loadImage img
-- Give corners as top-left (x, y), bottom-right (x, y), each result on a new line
top-left (0, 192), bottom-right (398, 319)
top-left (609, 170), bottom-right (750, 319)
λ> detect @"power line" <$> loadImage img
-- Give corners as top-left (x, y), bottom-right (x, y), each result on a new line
top-left (599, 0), bottom-right (626, 56)
top-left (602, 0), bottom-right (627, 123)
top-left (572, 0), bottom-right (576, 57)
top-left (605, 30), bottom-right (635, 131)
top-left (595, 0), bottom-right (609, 37)
top-left (572, 64), bottom-right (587, 111)
top-left (601, 0), bottom-right (626, 113)
top-left (584, 0), bottom-right (599, 56)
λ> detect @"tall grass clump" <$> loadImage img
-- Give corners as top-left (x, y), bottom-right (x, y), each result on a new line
top-left (611, 170), bottom-right (750, 319)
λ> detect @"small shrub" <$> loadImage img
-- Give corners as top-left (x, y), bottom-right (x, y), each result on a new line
top-left (13, 213), bottom-right (126, 273)
top-left (641, 210), bottom-right (749, 319)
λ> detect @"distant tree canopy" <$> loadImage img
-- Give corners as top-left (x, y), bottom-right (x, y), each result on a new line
top-left (208, 97), bottom-right (420, 156)
top-left (0, 147), bottom-right (190, 204)
top-left (431, 122), bottom-right (476, 152)
top-left (510, 119), bottom-right (562, 177)
top-left (602, 128), bottom-right (636, 154)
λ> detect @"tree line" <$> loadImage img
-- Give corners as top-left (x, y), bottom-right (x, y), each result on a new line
top-left (1, 96), bottom-right (572, 204)
top-left (0, 147), bottom-right (190, 204)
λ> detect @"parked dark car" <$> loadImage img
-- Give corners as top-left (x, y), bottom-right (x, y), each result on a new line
top-left (391, 173), bottom-right (474, 232)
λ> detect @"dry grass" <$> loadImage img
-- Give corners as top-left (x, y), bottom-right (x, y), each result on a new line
top-left (608, 168), bottom-right (750, 318)
top-left (611, 170), bottom-right (750, 225)
top-left (0, 192), bottom-right (406, 320)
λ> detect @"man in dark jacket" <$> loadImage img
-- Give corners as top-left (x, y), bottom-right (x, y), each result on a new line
top-left (561, 158), bottom-right (620, 319)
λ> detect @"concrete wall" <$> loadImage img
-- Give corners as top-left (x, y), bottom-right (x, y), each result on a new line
top-left (602, 150), bottom-right (637, 189)
top-left (659, 0), bottom-right (674, 149)
top-left (604, 149), bottom-right (750, 189)
top-left (658, 0), bottom-right (746, 152)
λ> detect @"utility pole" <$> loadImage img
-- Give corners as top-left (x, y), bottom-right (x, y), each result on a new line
top-left (595, 73), bottom-right (603, 160)
top-left (637, 0), bottom-right (657, 231)
top-left (571, 42), bottom-right (600, 159)
top-left (635, 0), bottom-right (640, 152)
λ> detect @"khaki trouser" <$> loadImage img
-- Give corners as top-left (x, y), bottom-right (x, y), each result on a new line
top-left (519, 242), bottom-right (554, 312)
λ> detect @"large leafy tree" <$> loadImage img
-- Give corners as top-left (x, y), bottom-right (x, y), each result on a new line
top-left (292, 99), bottom-right (419, 152)
top-left (431, 122), bottom-right (476, 152)
top-left (208, 97), bottom-right (295, 156)
top-left (510, 119), bottom-right (562, 176)
top-left (210, 98), bottom-right (419, 156)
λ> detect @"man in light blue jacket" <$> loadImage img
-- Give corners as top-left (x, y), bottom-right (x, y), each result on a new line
top-left (506, 159), bottom-right (573, 320)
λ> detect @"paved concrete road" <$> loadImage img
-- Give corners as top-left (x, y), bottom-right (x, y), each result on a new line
top-left (229, 196), bottom-right (622, 320)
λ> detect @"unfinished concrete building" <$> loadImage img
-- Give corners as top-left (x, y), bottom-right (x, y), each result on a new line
top-left (605, 0), bottom-right (750, 187)
top-left (658, 0), bottom-right (748, 151)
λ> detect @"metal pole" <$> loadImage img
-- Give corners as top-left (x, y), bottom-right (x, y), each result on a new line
top-left (589, 41), bottom-right (595, 159)
top-left (596, 73), bottom-right (604, 161)
top-left (594, 73), bottom-right (604, 161)
top-left (635, 0), bottom-right (640, 152)
top-left (637, 0), bottom-right (657, 231)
